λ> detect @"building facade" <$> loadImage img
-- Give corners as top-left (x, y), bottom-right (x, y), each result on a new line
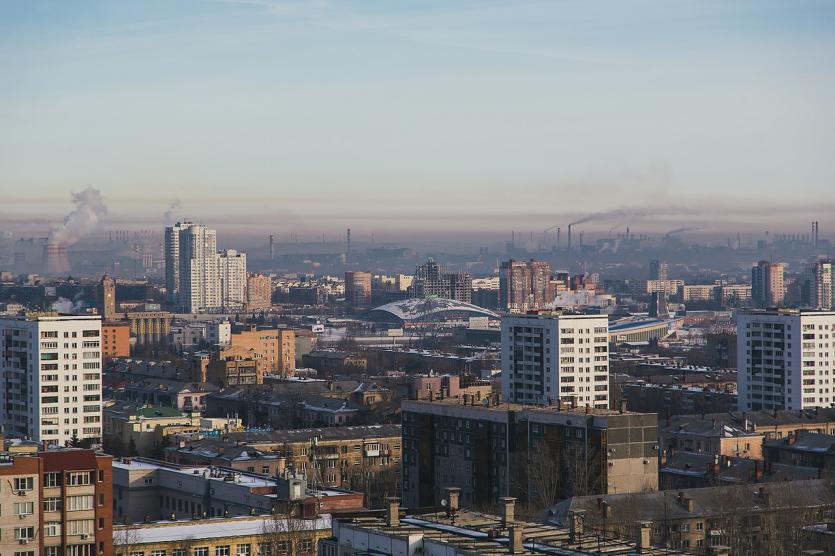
top-left (344, 271), bottom-right (372, 309)
top-left (752, 260), bottom-right (786, 308)
top-left (218, 249), bottom-right (248, 310)
top-left (806, 260), bottom-right (835, 310)
top-left (412, 260), bottom-right (472, 303)
top-left (0, 314), bottom-right (103, 445)
top-left (227, 326), bottom-right (296, 376)
top-left (247, 273), bottom-right (273, 310)
top-left (96, 274), bottom-right (116, 321)
top-left (737, 309), bottom-right (835, 411)
top-left (101, 321), bottom-right (130, 359)
top-left (401, 399), bottom-right (658, 509)
top-left (499, 259), bottom-right (555, 313)
top-left (0, 449), bottom-right (113, 556)
top-left (501, 312), bottom-right (609, 407)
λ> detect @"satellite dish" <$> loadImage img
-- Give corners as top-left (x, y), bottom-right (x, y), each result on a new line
top-left (441, 499), bottom-right (448, 507)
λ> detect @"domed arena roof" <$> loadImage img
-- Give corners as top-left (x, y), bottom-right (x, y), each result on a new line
top-left (363, 298), bottom-right (499, 323)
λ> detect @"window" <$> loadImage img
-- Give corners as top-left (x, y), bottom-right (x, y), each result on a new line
top-left (44, 472), bottom-right (62, 487)
top-left (173, 551), bottom-right (186, 556)
top-left (298, 540), bottom-right (312, 553)
top-left (237, 546), bottom-right (251, 556)
top-left (14, 477), bottom-right (34, 491)
top-left (45, 522), bottom-right (62, 536)
top-left (83, 329), bottom-right (100, 337)
top-left (194, 549), bottom-right (209, 556)
top-left (68, 519), bottom-right (95, 535)
top-left (46, 548), bottom-right (61, 556)
top-left (151, 551), bottom-right (167, 556)
top-left (216, 548), bottom-right (231, 556)
top-left (44, 497), bottom-right (63, 512)
top-left (66, 471), bottom-right (92, 486)
top-left (67, 495), bottom-right (94, 511)
top-left (14, 501), bottom-right (34, 515)
top-left (14, 551), bottom-right (35, 556)
top-left (14, 526), bottom-right (35, 540)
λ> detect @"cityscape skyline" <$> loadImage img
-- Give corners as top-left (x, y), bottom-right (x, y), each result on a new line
top-left (3, 0), bottom-right (835, 233)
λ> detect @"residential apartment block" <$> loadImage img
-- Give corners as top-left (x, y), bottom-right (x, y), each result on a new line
top-left (401, 399), bottom-right (657, 509)
top-left (501, 312), bottom-right (609, 407)
top-left (0, 449), bottom-right (113, 556)
top-left (0, 314), bottom-right (103, 445)
top-left (737, 309), bottom-right (835, 411)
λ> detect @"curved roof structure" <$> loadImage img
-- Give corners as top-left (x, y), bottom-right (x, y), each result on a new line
top-left (364, 298), bottom-right (499, 323)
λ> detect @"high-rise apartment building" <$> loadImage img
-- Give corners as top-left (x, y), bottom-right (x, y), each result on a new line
top-left (0, 314), bottom-right (103, 445)
top-left (0, 449), bottom-right (113, 556)
top-left (499, 259), bottom-right (555, 313)
top-left (806, 260), bottom-right (835, 310)
top-left (218, 249), bottom-right (247, 310)
top-left (737, 309), bottom-right (835, 411)
top-left (501, 312), bottom-right (609, 407)
top-left (412, 260), bottom-right (472, 303)
top-left (751, 260), bottom-right (786, 308)
top-left (165, 222), bottom-right (247, 313)
top-left (649, 259), bottom-right (669, 281)
top-left (344, 271), bottom-right (372, 308)
top-left (246, 273), bottom-right (273, 310)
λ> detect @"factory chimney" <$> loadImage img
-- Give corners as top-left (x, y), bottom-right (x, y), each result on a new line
top-left (567, 224), bottom-right (572, 253)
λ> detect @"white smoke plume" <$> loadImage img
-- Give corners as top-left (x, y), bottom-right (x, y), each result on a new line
top-left (48, 187), bottom-right (107, 246)
top-left (163, 200), bottom-right (182, 223)
top-left (51, 296), bottom-right (87, 314)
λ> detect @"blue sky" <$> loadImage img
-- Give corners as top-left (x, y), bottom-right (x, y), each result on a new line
top-left (2, 0), bottom-right (834, 234)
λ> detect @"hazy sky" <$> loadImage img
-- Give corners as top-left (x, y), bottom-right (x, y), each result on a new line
top-left (2, 0), bottom-right (834, 235)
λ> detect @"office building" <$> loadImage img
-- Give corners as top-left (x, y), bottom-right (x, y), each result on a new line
top-left (806, 260), bottom-right (835, 310)
top-left (752, 260), bottom-right (786, 308)
top-left (0, 449), bottom-right (113, 556)
top-left (737, 309), bottom-right (835, 411)
top-left (218, 249), bottom-right (247, 310)
top-left (344, 271), bottom-right (372, 308)
top-left (401, 399), bottom-right (658, 508)
top-left (501, 312), bottom-right (609, 407)
top-left (412, 260), bottom-right (472, 303)
top-left (499, 259), bottom-right (555, 313)
top-left (649, 259), bottom-right (668, 281)
top-left (0, 314), bottom-right (103, 445)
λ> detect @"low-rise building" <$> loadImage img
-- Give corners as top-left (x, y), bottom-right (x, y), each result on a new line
top-left (208, 348), bottom-right (261, 386)
top-left (115, 514), bottom-right (330, 556)
top-left (660, 417), bottom-right (764, 459)
top-left (112, 458), bottom-right (364, 523)
top-left (104, 402), bottom-right (196, 457)
top-left (764, 431), bottom-right (835, 475)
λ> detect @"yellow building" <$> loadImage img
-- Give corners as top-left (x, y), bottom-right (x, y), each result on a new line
top-left (227, 326), bottom-right (295, 377)
top-left (103, 402), bottom-right (197, 456)
top-left (114, 514), bottom-right (331, 556)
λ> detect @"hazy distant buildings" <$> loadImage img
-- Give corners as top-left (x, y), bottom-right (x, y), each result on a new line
top-left (752, 260), bottom-right (786, 307)
top-left (649, 259), bottom-right (668, 281)
top-left (165, 222), bottom-right (247, 313)
top-left (501, 312), bottom-right (609, 407)
top-left (499, 259), bottom-right (555, 313)
top-left (344, 271), bottom-right (372, 308)
top-left (412, 259), bottom-right (472, 303)
top-left (737, 309), bottom-right (835, 411)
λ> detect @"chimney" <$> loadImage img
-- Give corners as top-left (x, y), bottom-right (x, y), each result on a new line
top-left (444, 487), bottom-right (460, 514)
top-left (42, 440), bottom-right (50, 452)
top-left (568, 510), bottom-right (585, 542)
top-left (660, 449), bottom-right (667, 466)
top-left (386, 497), bottom-right (400, 527)
top-left (585, 403), bottom-right (591, 415)
top-left (508, 526), bottom-right (524, 554)
top-left (636, 521), bottom-right (652, 554)
top-left (499, 497), bottom-right (516, 527)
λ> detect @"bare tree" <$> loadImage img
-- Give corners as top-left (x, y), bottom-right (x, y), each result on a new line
top-left (113, 523), bottom-right (142, 556)
top-left (259, 503), bottom-right (317, 556)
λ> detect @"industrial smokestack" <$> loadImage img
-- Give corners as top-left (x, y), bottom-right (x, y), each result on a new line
top-left (567, 224), bottom-right (572, 253)
top-left (556, 227), bottom-right (561, 250)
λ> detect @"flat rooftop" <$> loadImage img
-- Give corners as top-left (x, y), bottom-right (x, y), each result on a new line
top-left (402, 398), bottom-right (650, 417)
top-left (336, 509), bottom-right (679, 556)
top-left (116, 514), bottom-right (331, 544)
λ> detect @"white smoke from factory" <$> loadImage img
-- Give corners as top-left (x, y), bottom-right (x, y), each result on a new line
top-left (48, 187), bottom-right (108, 246)
top-left (51, 295), bottom-right (87, 314)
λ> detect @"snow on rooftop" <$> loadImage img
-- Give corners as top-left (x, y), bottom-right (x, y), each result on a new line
top-left (121, 515), bottom-right (332, 544)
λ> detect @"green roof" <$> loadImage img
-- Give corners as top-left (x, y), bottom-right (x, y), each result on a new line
top-left (136, 406), bottom-right (184, 418)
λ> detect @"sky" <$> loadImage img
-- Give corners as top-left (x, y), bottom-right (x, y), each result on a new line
top-left (1, 0), bottom-right (834, 237)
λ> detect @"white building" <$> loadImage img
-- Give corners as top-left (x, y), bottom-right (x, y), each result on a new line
top-left (0, 313), bottom-right (103, 445)
top-left (737, 309), bottom-right (835, 411)
top-left (807, 260), bottom-right (834, 310)
top-left (501, 312), bottom-right (609, 408)
top-left (218, 249), bottom-right (247, 310)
